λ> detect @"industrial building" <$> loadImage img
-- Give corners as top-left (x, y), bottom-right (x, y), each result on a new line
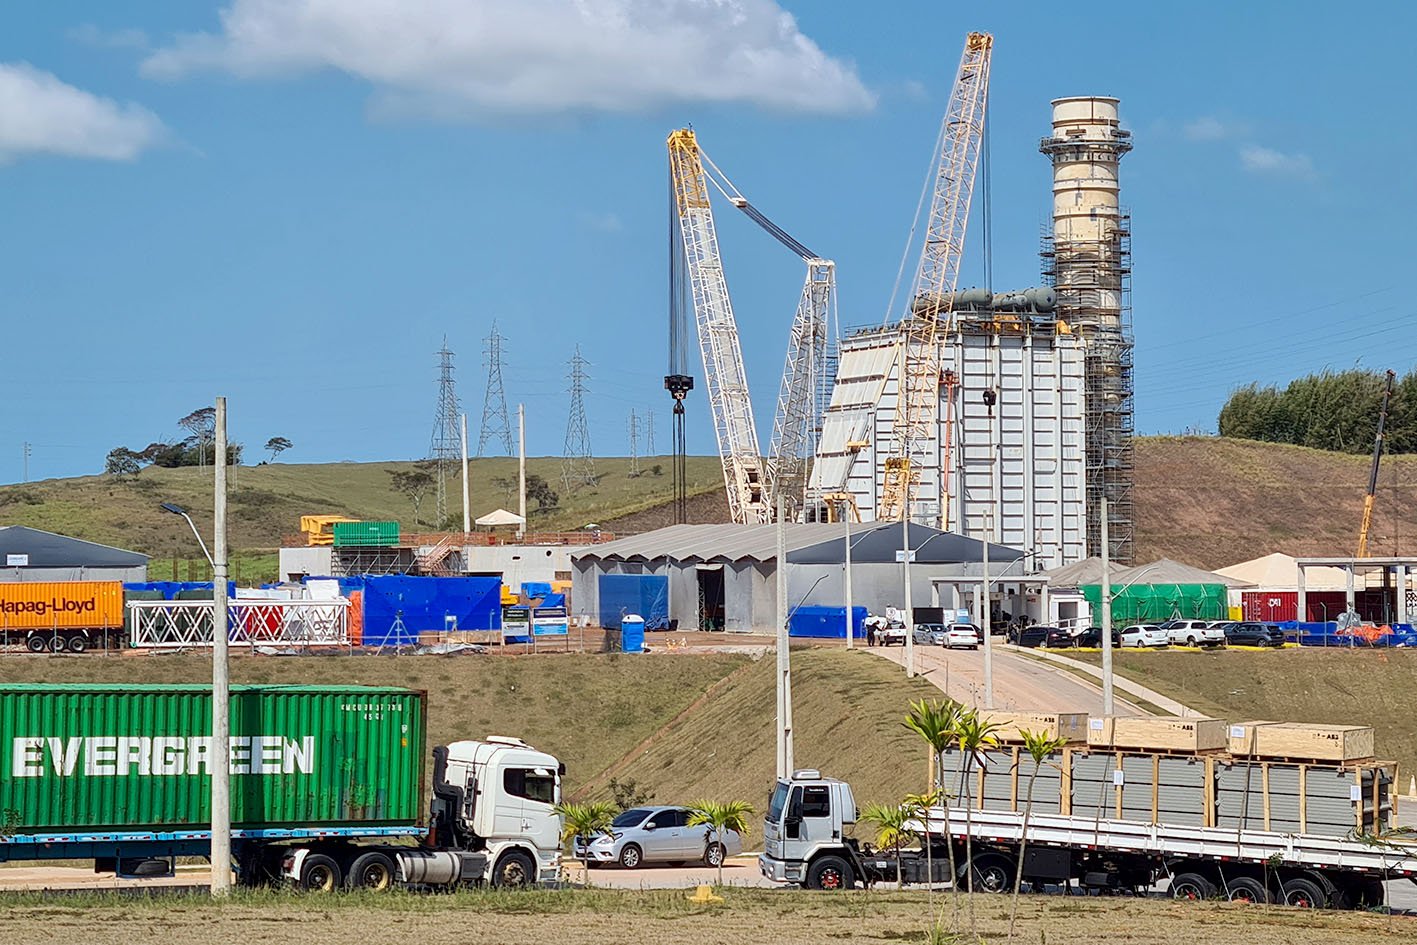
top-left (570, 522), bottom-right (1023, 633)
top-left (811, 95), bottom-right (1133, 569)
top-left (0, 526), bottom-right (148, 583)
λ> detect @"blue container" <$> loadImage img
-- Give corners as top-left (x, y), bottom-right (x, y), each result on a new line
top-left (789, 605), bottom-right (868, 639)
top-left (621, 615), bottom-right (645, 653)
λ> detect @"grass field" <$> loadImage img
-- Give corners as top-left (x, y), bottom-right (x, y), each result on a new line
top-left (0, 646), bottom-right (940, 809)
top-left (0, 887), bottom-right (1408, 945)
top-left (1068, 647), bottom-right (1417, 781)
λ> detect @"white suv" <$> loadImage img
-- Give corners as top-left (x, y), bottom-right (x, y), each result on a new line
top-left (1161, 619), bottom-right (1224, 647)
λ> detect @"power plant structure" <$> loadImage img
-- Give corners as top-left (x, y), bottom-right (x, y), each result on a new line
top-left (810, 93), bottom-right (1132, 571)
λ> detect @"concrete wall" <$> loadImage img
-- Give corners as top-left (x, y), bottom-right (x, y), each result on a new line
top-left (0, 566), bottom-right (147, 583)
top-left (460, 545), bottom-right (580, 590)
top-left (279, 546), bottom-right (334, 582)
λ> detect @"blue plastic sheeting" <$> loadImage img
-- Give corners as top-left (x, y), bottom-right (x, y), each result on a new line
top-left (521, 582), bottom-right (553, 600)
top-left (789, 605), bottom-right (868, 639)
top-left (537, 592), bottom-right (566, 608)
top-left (598, 575), bottom-right (669, 630)
top-left (1287, 621), bottom-right (1417, 647)
top-left (621, 616), bottom-right (645, 653)
top-left (336, 575), bottom-right (502, 646)
top-left (123, 581), bottom-right (236, 599)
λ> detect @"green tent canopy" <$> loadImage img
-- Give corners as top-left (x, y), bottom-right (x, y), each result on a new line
top-left (1081, 583), bottom-right (1229, 625)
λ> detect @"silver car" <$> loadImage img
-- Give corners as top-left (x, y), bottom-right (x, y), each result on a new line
top-left (574, 805), bottom-right (743, 869)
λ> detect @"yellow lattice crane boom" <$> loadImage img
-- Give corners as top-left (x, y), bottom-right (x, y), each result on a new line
top-left (1356, 369), bottom-right (1397, 559)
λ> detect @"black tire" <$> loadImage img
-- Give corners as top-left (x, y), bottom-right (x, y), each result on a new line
top-left (493, 849), bottom-right (536, 887)
top-left (346, 851), bottom-right (397, 891)
top-left (1281, 876), bottom-right (1328, 909)
top-left (1223, 875), bottom-right (1269, 904)
top-left (1171, 872), bottom-right (1217, 901)
top-left (967, 854), bottom-right (1016, 894)
top-left (704, 842), bottom-right (726, 868)
top-left (1186, 636), bottom-right (1197, 647)
top-left (65, 634), bottom-right (89, 654)
top-left (50, 634), bottom-right (69, 653)
top-left (25, 635), bottom-right (49, 653)
top-left (805, 854), bottom-right (853, 891)
top-left (298, 853), bottom-right (343, 893)
top-left (618, 843), bottom-right (644, 870)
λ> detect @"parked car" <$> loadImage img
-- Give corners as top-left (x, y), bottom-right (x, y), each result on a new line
top-left (1222, 621), bottom-right (1286, 647)
top-left (1007, 626), bottom-right (1050, 648)
top-left (1160, 619), bottom-right (1225, 647)
top-left (1041, 627), bottom-right (1076, 648)
top-left (944, 625), bottom-right (979, 650)
top-left (950, 623), bottom-right (984, 644)
top-left (1072, 626), bottom-right (1120, 648)
top-left (912, 623), bottom-right (947, 646)
top-left (876, 620), bottom-right (907, 647)
top-left (575, 805), bottom-right (743, 869)
top-left (1119, 624), bottom-right (1169, 648)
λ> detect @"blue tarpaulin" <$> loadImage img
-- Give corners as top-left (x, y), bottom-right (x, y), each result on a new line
top-left (598, 574), bottom-right (669, 630)
top-left (521, 582), bottom-right (553, 600)
top-left (789, 605), bottom-right (868, 639)
top-left (1285, 620), bottom-right (1417, 647)
top-left (331, 575), bottom-right (502, 646)
top-left (123, 581), bottom-right (236, 599)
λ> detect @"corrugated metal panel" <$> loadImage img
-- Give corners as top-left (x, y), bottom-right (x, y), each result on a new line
top-left (1242, 591), bottom-right (1298, 622)
top-left (0, 684), bottom-right (424, 832)
top-left (0, 582), bottom-right (125, 631)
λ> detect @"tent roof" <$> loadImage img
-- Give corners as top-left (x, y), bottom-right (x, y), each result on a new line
top-left (1042, 555), bottom-right (1250, 588)
top-left (474, 508), bottom-right (526, 527)
top-left (574, 522), bottom-right (1026, 566)
top-left (1214, 552), bottom-right (1350, 590)
top-left (0, 526), bottom-right (148, 567)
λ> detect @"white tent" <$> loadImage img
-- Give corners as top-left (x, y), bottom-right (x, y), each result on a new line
top-left (475, 508), bottom-right (526, 528)
top-left (1215, 552), bottom-right (1350, 590)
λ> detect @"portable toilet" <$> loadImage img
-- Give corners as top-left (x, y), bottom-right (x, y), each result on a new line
top-left (621, 614), bottom-right (645, 653)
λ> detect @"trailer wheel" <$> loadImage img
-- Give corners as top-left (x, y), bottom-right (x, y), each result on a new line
top-left (806, 855), bottom-right (853, 891)
top-left (1170, 872), bottom-right (1217, 901)
top-left (967, 854), bottom-right (1016, 894)
top-left (492, 849), bottom-right (535, 888)
top-left (346, 851), bottom-right (397, 891)
top-left (25, 635), bottom-right (49, 653)
top-left (299, 854), bottom-right (343, 893)
top-left (65, 634), bottom-right (89, 654)
top-left (1280, 876), bottom-right (1328, 909)
top-left (1223, 876), bottom-right (1269, 904)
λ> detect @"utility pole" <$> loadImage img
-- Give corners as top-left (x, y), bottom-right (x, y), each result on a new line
top-left (1100, 496), bottom-right (1114, 715)
top-left (211, 397), bottom-right (231, 896)
top-left (982, 508), bottom-right (993, 709)
top-left (902, 515), bottom-right (915, 678)
top-left (562, 347), bottom-right (596, 493)
top-left (460, 413), bottom-right (471, 536)
top-left (775, 492), bottom-right (794, 779)
top-left (842, 504), bottom-right (854, 649)
top-left (429, 340), bottom-right (461, 526)
top-left (477, 322), bottom-right (514, 457)
top-left (22, 442), bottom-right (30, 482)
top-left (517, 404), bottom-right (527, 541)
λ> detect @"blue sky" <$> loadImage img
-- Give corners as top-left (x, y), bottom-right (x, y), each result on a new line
top-left (2, 1), bottom-right (1414, 483)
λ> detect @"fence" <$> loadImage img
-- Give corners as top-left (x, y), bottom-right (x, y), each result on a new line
top-left (126, 599), bottom-right (350, 649)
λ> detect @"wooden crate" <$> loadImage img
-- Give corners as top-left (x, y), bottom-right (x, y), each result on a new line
top-left (1241, 722), bottom-right (1375, 763)
top-left (1227, 721), bottom-right (1278, 756)
top-left (1087, 716), bottom-right (1228, 753)
top-left (981, 711), bottom-right (1089, 746)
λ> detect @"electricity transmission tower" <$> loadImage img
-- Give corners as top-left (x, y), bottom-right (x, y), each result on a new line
top-left (428, 339), bottom-right (461, 525)
top-left (645, 412), bottom-right (655, 456)
top-left (477, 322), bottom-right (513, 457)
top-left (562, 347), bottom-right (596, 493)
top-left (628, 410), bottom-right (641, 476)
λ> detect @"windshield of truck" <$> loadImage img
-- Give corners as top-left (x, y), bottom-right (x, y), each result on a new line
top-left (767, 781), bottom-right (789, 822)
top-left (612, 808), bottom-right (650, 828)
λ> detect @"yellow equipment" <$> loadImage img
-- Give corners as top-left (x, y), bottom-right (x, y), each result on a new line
top-left (1355, 370), bottom-right (1396, 558)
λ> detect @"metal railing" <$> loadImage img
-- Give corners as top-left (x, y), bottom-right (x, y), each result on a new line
top-left (127, 599), bottom-right (349, 649)
top-left (281, 530), bottom-right (616, 549)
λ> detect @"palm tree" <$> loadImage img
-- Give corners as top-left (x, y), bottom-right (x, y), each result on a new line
top-left (1008, 729), bottom-right (1069, 941)
top-left (859, 800), bottom-right (921, 889)
top-left (905, 788), bottom-right (946, 901)
top-left (553, 800), bottom-right (618, 884)
top-left (687, 800), bottom-right (755, 887)
top-left (953, 707), bottom-right (1002, 933)
top-left (904, 698), bottom-right (962, 912)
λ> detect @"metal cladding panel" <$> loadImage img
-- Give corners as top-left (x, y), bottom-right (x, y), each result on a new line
top-left (0, 684), bottom-right (425, 832)
top-left (0, 581), bottom-right (125, 631)
top-left (1120, 755), bottom-right (1154, 781)
top-left (1157, 758), bottom-right (1206, 788)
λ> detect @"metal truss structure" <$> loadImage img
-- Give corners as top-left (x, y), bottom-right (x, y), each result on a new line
top-left (127, 599), bottom-right (350, 649)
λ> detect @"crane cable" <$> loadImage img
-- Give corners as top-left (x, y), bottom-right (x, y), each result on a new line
top-left (882, 107), bottom-right (950, 327)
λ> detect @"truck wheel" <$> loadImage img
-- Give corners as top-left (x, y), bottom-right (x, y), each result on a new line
top-left (806, 855), bottom-right (854, 891)
top-left (25, 635), bottom-right (49, 653)
top-left (346, 851), bottom-right (397, 891)
top-left (1223, 876), bottom-right (1269, 904)
top-left (1171, 872), bottom-right (1217, 901)
top-left (704, 842), bottom-right (726, 868)
top-left (493, 849), bottom-right (536, 888)
top-left (618, 844), bottom-right (643, 870)
top-left (299, 854), bottom-right (343, 893)
top-left (1280, 876), bottom-right (1328, 909)
top-left (66, 634), bottom-right (89, 654)
top-left (968, 854), bottom-right (1015, 893)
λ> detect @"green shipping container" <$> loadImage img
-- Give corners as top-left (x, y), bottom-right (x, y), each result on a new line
top-left (0, 684), bottom-right (425, 833)
top-left (332, 521), bottom-right (401, 547)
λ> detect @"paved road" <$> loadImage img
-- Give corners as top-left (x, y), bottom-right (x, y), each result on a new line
top-left (869, 640), bottom-right (1148, 715)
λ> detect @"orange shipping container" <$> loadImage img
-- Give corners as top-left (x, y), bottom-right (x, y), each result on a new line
top-left (0, 582), bottom-right (124, 631)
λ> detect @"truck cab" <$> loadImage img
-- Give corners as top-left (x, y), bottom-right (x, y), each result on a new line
top-left (760, 770), bottom-right (860, 888)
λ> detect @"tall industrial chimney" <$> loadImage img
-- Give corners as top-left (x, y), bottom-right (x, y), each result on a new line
top-left (1041, 97), bottom-right (1135, 564)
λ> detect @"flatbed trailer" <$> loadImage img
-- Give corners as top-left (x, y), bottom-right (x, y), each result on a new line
top-left (760, 770), bottom-right (1417, 909)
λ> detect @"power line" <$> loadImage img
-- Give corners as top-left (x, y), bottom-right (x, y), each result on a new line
top-left (428, 339), bottom-right (461, 526)
top-left (628, 409), bottom-right (640, 477)
top-left (562, 346), bottom-right (596, 494)
top-left (477, 322), bottom-right (514, 457)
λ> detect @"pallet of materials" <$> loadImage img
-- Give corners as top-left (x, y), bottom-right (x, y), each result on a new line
top-left (980, 711), bottom-right (1088, 746)
top-left (1227, 721), bottom-right (1375, 763)
top-left (1214, 757), bottom-right (1394, 837)
top-left (1086, 716), bottom-right (1228, 753)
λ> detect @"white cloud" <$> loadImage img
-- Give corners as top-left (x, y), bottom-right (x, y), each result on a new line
top-left (141, 0), bottom-right (875, 118)
top-left (1239, 144), bottom-right (1316, 180)
top-left (0, 62), bottom-right (165, 163)
top-left (1183, 116), bottom-right (1229, 141)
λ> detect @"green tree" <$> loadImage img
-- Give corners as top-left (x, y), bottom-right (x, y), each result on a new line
top-left (686, 799), bottom-right (754, 886)
top-left (389, 468), bottom-right (435, 523)
top-left (104, 447), bottom-right (141, 478)
top-left (553, 800), bottom-right (617, 884)
top-left (264, 436), bottom-right (293, 462)
top-left (1008, 729), bottom-right (1070, 941)
top-left (953, 707), bottom-right (1002, 934)
top-left (904, 698), bottom-right (962, 913)
top-left (858, 800), bottom-right (920, 889)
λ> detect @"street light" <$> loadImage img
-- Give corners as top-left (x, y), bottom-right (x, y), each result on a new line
top-left (160, 503), bottom-right (214, 567)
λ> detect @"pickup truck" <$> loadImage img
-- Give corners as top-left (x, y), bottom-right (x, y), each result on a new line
top-left (1160, 619), bottom-right (1225, 647)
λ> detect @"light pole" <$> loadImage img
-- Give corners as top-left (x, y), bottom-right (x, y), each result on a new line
top-left (901, 513), bottom-right (915, 678)
top-left (160, 503), bottom-right (214, 567)
top-left (775, 493), bottom-right (794, 778)
top-left (1100, 497), bottom-right (1113, 715)
top-left (982, 508), bottom-right (993, 709)
top-left (842, 503), bottom-right (855, 649)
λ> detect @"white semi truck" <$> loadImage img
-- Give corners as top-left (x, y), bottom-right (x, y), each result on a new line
top-left (759, 769), bottom-right (1417, 909)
